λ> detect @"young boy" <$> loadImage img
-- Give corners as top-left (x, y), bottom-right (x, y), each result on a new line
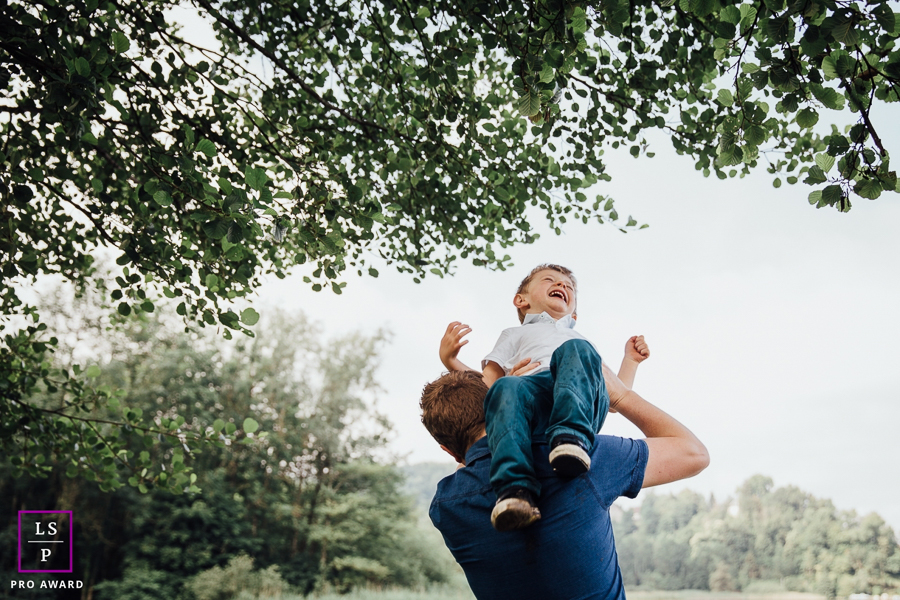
top-left (439, 264), bottom-right (649, 531)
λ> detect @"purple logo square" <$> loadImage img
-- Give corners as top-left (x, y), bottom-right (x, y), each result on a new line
top-left (17, 511), bottom-right (73, 573)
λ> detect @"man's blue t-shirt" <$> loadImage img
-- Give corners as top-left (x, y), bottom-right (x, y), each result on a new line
top-left (429, 434), bottom-right (648, 600)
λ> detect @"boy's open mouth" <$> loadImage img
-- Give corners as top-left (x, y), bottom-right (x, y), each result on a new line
top-left (549, 289), bottom-right (568, 303)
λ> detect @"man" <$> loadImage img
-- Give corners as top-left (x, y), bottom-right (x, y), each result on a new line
top-left (420, 363), bottom-right (709, 600)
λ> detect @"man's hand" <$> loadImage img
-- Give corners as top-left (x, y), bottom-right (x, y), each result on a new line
top-left (440, 322), bottom-right (472, 371)
top-left (509, 358), bottom-right (541, 377)
top-left (624, 335), bottom-right (650, 363)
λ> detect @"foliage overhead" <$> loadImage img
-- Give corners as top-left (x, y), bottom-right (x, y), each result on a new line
top-left (2, 0), bottom-right (898, 487)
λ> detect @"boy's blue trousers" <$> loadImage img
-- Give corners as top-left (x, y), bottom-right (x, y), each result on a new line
top-left (483, 339), bottom-right (609, 496)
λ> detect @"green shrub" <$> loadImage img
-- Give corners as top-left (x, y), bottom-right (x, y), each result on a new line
top-left (190, 555), bottom-right (286, 600)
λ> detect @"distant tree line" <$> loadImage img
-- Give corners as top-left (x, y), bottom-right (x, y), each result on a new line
top-left (0, 301), bottom-right (454, 599)
top-left (615, 475), bottom-right (900, 598)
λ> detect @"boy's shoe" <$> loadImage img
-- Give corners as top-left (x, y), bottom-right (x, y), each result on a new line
top-left (490, 487), bottom-right (541, 532)
top-left (549, 434), bottom-right (591, 478)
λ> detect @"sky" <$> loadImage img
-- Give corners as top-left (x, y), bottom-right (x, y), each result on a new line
top-left (163, 6), bottom-right (900, 531)
top-left (255, 127), bottom-right (900, 531)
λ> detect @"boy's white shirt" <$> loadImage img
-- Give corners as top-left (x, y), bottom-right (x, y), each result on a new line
top-left (481, 312), bottom-right (595, 375)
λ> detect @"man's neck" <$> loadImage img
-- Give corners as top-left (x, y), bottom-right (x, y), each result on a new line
top-left (460, 431), bottom-right (487, 466)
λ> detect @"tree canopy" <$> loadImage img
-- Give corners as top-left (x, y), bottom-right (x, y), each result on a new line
top-left (615, 475), bottom-right (900, 597)
top-left (2, 0), bottom-right (898, 489)
top-left (1, 308), bottom-right (455, 596)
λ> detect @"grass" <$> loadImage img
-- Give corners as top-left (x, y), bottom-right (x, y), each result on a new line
top-left (628, 592), bottom-right (825, 600)
top-left (284, 588), bottom-right (825, 600)
top-left (296, 584), bottom-right (476, 600)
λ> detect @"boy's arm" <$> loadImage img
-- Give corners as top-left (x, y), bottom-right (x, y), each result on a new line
top-left (439, 322), bottom-right (478, 372)
top-left (603, 363), bottom-right (709, 488)
top-left (617, 335), bottom-right (650, 389)
top-left (482, 361), bottom-right (504, 387)
top-left (440, 322), bottom-right (539, 386)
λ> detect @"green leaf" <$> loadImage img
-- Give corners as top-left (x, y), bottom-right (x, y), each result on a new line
top-left (213, 419), bottom-right (225, 433)
top-left (240, 307), bottom-right (260, 326)
top-left (716, 145), bottom-right (743, 167)
top-left (571, 7), bottom-right (588, 34)
top-left (796, 108), bottom-right (819, 128)
top-left (689, 0), bottom-right (714, 17)
top-left (195, 138), bottom-right (217, 157)
top-left (822, 184), bottom-right (843, 205)
top-left (854, 178), bottom-right (883, 199)
top-left (831, 18), bottom-right (859, 45)
top-left (242, 418), bottom-right (259, 434)
top-left (517, 90), bottom-right (542, 117)
top-left (766, 15), bottom-right (792, 44)
top-left (416, 6), bottom-right (430, 18)
top-left (111, 30), bottom-right (130, 54)
top-left (86, 365), bottom-right (101, 378)
top-left (811, 84), bottom-right (845, 110)
top-left (769, 69), bottom-right (800, 93)
top-left (245, 166), bottom-right (268, 191)
top-left (815, 153), bottom-right (835, 173)
top-left (744, 125), bottom-right (767, 146)
top-left (117, 302), bottom-right (131, 316)
top-left (804, 166), bottom-right (828, 184)
top-left (203, 219), bottom-right (229, 239)
top-left (739, 5), bottom-right (758, 31)
top-left (153, 190), bottom-right (172, 207)
top-left (225, 422), bottom-right (237, 435)
top-left (74, 57), bottom-right (90, 76)
top-left (720, 5), bottom-right (741, 24)
top-left (716, 89), bottom-right (734, 107)
top-left (819, 59), bottom-right (833, 82)
top-left (539, 64), bottom-right (555, 84)
top-left (873, 5), bottom-right (896, 33)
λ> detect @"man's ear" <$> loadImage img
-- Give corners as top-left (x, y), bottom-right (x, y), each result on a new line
top-left (439, 444), bottom-right (464, 466)
top-left (513, 293), bottom-right (530, 312)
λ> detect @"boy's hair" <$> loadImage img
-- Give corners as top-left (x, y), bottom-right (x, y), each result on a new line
top-left (516, 264), bottom-right (578, 323)
top-left (420, 370), bottom-right (488, 460)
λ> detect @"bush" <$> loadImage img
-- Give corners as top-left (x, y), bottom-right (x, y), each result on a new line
top-left (190, 555), bottom-right (287, 600)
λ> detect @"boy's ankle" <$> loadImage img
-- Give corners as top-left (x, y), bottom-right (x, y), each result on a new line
top-left (549, 434), bottom-right (591, 478)
top-left (491, 486), bottom-right (541, 531)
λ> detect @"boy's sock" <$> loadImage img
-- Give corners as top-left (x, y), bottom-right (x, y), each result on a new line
top-left (490, 486), bottom-right (541, 532)
top-left (549, 434), bottom-right (591, 478)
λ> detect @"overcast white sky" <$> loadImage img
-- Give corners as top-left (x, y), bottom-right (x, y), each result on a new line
top-left (167, 6), bottom-right (900, 531)
top-left (256, 128), bottom-right (900, 531)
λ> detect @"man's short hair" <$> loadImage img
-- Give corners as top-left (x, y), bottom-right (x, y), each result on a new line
top-left (516, 264), bottom-right (578, 323)
top-left (420, 370), bottom-right (488, 460)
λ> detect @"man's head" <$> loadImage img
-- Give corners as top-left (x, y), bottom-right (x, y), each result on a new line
top-left (420, 370), bottom-right (488, 463)
top-left (514, 264), bottom-right (578, 323)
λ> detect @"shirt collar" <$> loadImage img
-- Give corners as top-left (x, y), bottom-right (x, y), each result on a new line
top-left (522, 311), bottom-right (576, 329)
top-left (463, 437), bottom-right (490, 465)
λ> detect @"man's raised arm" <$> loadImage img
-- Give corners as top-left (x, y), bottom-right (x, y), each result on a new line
top-left (603, 364), bottom-right (710, 488)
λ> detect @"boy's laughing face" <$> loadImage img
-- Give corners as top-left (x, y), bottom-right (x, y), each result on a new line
top-left (514, 269), bottom-right (577, 321)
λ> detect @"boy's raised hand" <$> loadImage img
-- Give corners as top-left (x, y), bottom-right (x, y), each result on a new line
top-left (439, 321), bottom-right (472, 371)
top-left (625, 335), bottom-right (650, 363)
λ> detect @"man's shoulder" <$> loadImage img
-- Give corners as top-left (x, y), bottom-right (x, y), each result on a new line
top-left (585, 435), bottom-right (649, 501)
